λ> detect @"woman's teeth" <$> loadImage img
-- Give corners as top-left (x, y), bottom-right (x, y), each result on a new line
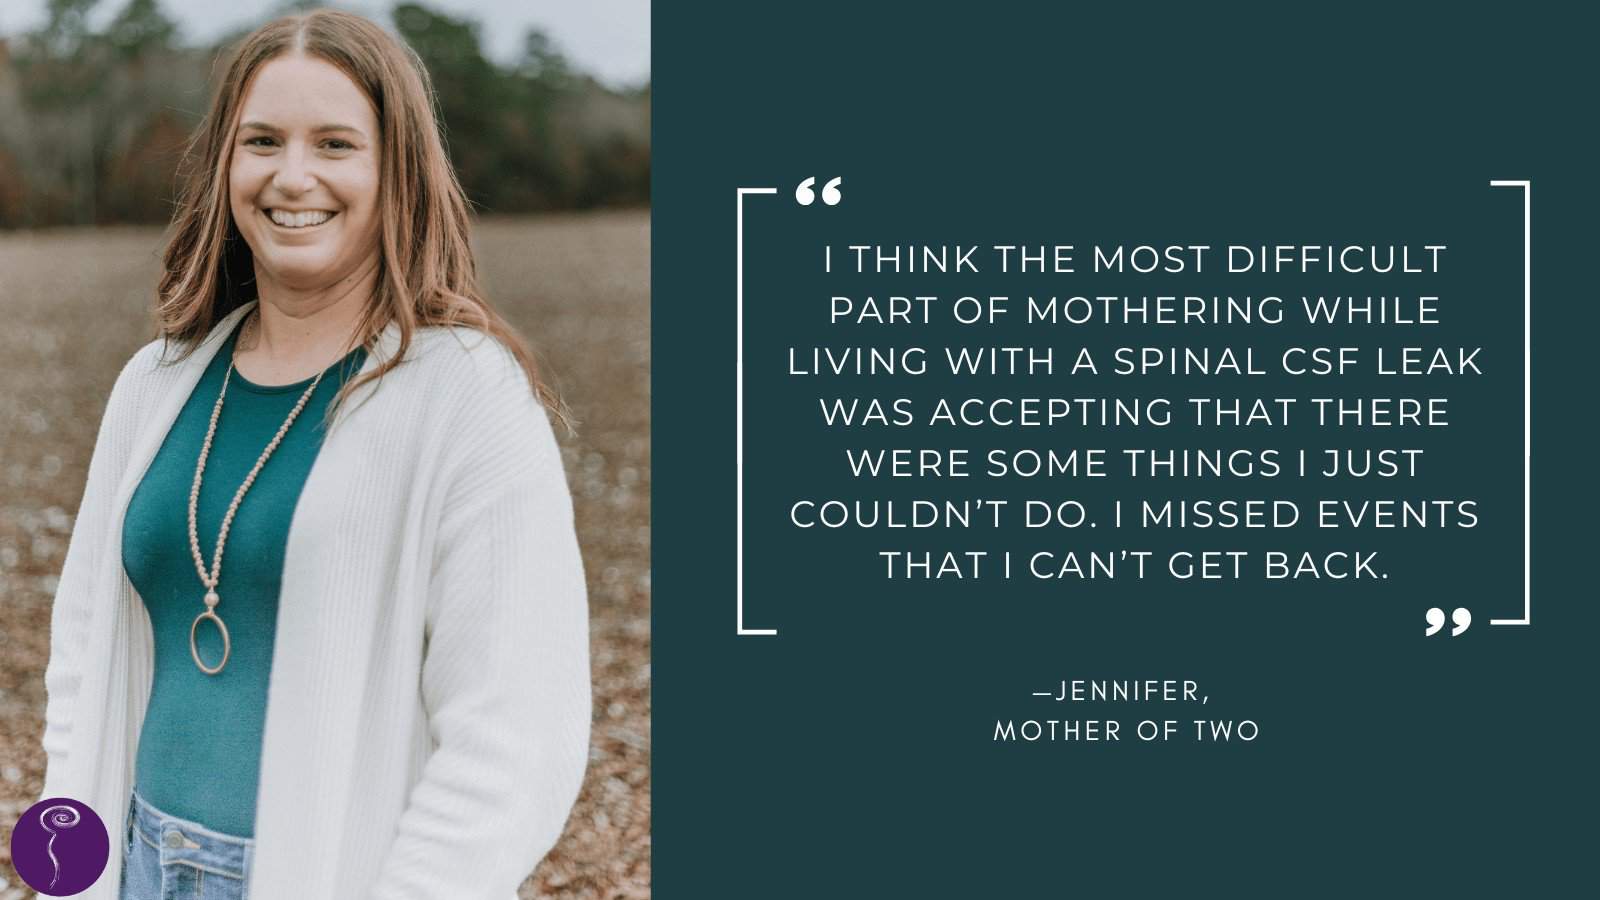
top-left (267, 209), bottom-right (335, 228)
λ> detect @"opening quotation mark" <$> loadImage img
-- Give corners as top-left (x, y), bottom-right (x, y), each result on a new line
top-left (795, 176), bottom-right (843, 206)
top-left (1425, 607), bottom-right (1471, 637)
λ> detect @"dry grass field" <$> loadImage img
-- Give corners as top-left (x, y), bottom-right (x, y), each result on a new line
top-left (0, 210), bottom-right (651, 898)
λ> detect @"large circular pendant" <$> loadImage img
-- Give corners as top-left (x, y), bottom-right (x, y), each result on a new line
top-left (190, 594), bottom-right (230, 675)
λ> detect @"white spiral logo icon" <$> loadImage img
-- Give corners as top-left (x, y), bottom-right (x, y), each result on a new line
top-left (39, 804), bottom-right (81, 889)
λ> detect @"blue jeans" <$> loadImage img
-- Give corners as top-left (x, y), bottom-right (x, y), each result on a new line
top-left (120, 787), bottom-right (254, 899)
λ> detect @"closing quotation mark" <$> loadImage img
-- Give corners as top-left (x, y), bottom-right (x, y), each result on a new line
top-left (795, 176), bottom-right (843, 206)
top-left (1425, 607), bottom-right (1471, 637)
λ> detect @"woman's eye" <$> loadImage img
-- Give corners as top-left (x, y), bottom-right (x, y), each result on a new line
top-left (245, 136), bottom-right (275, 147)
top-left (323, 139), bottom-right (353, 151)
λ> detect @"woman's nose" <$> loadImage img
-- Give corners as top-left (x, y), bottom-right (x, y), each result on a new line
top-left (272, 145), bottom-right (317, 195)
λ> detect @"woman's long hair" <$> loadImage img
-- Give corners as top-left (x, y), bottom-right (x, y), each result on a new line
top-left (155, 8), bottom-right (574, 434)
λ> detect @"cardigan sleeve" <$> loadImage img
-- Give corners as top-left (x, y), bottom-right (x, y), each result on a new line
top-left (368, 344), bottom-right (592, 899)
top-left (39, 342), bottom-right (152, 799)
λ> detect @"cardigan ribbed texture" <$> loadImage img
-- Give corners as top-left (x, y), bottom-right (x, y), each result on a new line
top-left (38, 300), bottom-right (592, 899)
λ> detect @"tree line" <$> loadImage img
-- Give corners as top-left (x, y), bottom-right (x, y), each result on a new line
top-left (0, 0), bottom-right (650, 228)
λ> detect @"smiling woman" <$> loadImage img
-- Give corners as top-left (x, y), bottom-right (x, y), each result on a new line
top-left (227, 54), bottom-right (383, 385)
top-left (38, 9), bottom-right (592, 900)
top-left (154, 10), bottom-right (573, 431)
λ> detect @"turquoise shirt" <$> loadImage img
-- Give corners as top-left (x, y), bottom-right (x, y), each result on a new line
top-left (122, 315), bottom-right (367, 838)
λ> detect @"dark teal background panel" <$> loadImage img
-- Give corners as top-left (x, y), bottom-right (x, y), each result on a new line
top-left (655, 4), bottom-right (1596, 896)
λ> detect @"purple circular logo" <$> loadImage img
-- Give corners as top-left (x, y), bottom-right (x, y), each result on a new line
top-left (9, 797), bottom-right (110, 895)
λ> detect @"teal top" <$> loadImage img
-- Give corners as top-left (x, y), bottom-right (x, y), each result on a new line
top-left (122, 314), bottom-right (367, 838)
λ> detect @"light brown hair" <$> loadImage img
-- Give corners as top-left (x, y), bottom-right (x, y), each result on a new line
top-left (154, 8), bottom-right (574, 435)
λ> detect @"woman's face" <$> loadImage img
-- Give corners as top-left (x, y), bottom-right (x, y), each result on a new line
top-left (229, 53), bottom-right (381, 292)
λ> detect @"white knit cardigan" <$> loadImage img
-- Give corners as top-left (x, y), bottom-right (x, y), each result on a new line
top-left (37, 300), bottom-right (592, 899)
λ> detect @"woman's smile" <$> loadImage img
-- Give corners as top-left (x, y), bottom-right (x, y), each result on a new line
top-left (263, 207), bottom-right (338, 229)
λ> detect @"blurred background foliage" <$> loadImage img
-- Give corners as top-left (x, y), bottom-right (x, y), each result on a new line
top-left (0, 0), bottom-right (651, 228)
